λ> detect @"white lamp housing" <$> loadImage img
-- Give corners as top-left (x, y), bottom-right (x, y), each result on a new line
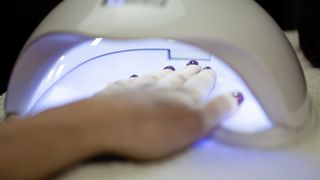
top-left (5, 0), bottom-right (318, 148)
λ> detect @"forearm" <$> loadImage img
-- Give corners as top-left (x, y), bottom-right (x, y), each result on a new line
top-left (0, 100), bottom-right (106, 180)
top-left (0, 87), bottom-right (237, 179)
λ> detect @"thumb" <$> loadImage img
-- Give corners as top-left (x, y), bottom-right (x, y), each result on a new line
top-left (201, 92), bottom-right (244, 132)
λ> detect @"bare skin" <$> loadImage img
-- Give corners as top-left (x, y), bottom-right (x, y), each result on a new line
top-left (0, 64), bottom-right (242, 180)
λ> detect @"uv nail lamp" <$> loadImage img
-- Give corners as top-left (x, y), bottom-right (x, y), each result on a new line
top-left (5, 0), bottom-right (318, 147)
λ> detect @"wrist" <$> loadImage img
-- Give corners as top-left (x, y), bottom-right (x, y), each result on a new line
top-left (35, 98), bottom-right (120, 156)
top-left (0, 104), bottom-right (107, 180)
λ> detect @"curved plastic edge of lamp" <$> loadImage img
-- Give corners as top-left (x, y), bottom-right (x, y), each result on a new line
top-left (4, 0), bottom-right (318, 149)
top-left (4, 32), bottom-right (319, 148)
top-left (179, 38), bottom-right (319, 148)
top-left (4, 32), bottom-right (92, 117)
top-left (214, 97), bottom-right (318, 148)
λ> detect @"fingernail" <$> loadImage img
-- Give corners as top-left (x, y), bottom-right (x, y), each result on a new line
top-left (130, 74), bottom-right (139, 78)
top-left (232, 91), bottom-right (244, 105)
top-left (163, 65), bottom-right (176, 71)
top-left (186, 60), bottom-right (199, 66)
top-left (203, 66), bottom-right (212, 70)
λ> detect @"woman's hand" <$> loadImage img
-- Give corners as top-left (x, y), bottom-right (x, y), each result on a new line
top-left (83, 61), bottom-right (243, 159)
top-left (0, 61), bottom-right (243, 180)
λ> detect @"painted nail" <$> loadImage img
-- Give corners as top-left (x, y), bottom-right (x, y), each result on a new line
top-left (203, 66), bottom-right (212, 70)
top-left (232, 91), bottom-right (244, 105)
top-left (163, 65), bottom-right (176, 71)
top-left (186, 60), bottom-right (199, 66)
top-left (130, 74), bottom-right (139, 78)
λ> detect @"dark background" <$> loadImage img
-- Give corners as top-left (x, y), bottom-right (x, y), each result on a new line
top-left (1, 0), bottom-right (63, 94)
top-left (0, 0), bottom-right (300, 94)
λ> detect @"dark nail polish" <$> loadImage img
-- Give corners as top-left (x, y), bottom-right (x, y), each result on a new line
top-left (187, 60), bottom-right (199, 66)
top-left (232, 91), bottom-right (244, 105)
top-left (130, 74), bottom-right (139, 78)
top-left (163, 66), bottom-right (176, 71)
top-left (203, 66), bottom-right (212, 70)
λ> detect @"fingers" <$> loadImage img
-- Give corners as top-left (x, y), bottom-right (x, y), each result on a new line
top-left (103, 66), bottom-right (176, 92)
top-left (129, 66), bottom-right (176, 88)
top-left (201, 92), bottom-right (244, 132)
top-left (183, 66), bottom-right (217, 101)
top-left (104, 74), bottom-right (157, 92)
top-left (102, 60), bottom-right (217, 102)
top-left (153, 67), bottom-right (176, 80)
top-left (157, 64), bottom-right (202, 88)
top-left (103, 78), bottom-right (139, 93)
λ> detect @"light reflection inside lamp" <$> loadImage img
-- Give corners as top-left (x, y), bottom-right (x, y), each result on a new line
top-left (90, 38), bottom-right (103, 47)
top-left (58, 55), bottom-right (65, 62)
top-left (46, 69), bottom-right (55, 83)
top-left (55, 64), bottom-right (66, 79)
